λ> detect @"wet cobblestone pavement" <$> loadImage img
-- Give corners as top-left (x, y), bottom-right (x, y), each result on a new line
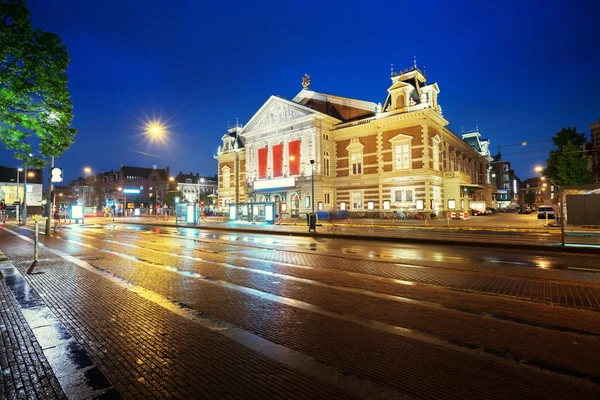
top-left (1, 223), bottom-right (600, 399)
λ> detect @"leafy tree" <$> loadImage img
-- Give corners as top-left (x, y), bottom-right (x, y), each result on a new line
top-left (1, 0), bottom-right (76, 167)
top-left (131, 196), bottom-right (141, 208)
top-left (164, 190), bottom-right (183, 208)
top-left (551, 142), bottom-right (592, 186)
top-left (524, 192), bottom-right (536, 206)
top-left (545, 127), bottom-right (592, 186)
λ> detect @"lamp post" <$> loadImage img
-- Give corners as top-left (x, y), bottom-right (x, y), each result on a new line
top-left (16, 167), bottom-right (23, 223)
top-left (22, 167), bottom-right (34, 226)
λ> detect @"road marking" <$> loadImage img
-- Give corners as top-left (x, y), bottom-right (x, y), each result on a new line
top-left (10, 226), bottom-right (600, 386)
top-left (2, 226), bottom-right (411, 400)
top-left (568, 267), bottom-right (600, 273)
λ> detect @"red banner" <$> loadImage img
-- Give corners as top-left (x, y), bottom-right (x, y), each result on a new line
top-left (288, 140), bottom-right (300, 176)
top-left (273, 144), bottom-right (283, 178)
top-left (258, 147), bottom-right (268, 179)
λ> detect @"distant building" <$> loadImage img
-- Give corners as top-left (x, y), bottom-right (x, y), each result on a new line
top-left (0, 166), bottom-right (44, 214)
top-left (82, 164), bottom-right (172, 213)
top-left (490, 156), bottom-right (521, 208)
top-left (461, 129), bottom-right (497, 207)
top-left (174, 172), bottom-right (218, 204)
top-left (520, 177), bottom-right (558, 205)
top-left (590, 118), bottom-right (600, 183)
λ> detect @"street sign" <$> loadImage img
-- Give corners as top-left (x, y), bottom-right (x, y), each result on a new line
top-left (50, 167), bottom-right (63, 183)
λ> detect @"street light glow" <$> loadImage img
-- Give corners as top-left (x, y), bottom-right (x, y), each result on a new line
top-left (146, 120), bottom-right (166, 138)
top-left (84, 167), bottom-right (92, 174)
top-left (28, 171), bottom-right (35, 178)
top-left (535, 166), bottom-right (543, 173)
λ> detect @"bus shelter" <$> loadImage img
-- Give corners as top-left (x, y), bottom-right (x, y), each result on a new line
top-left (228, 202), bottom-right (275, 224)
top-left (175, 203), bottom-right (199, 226)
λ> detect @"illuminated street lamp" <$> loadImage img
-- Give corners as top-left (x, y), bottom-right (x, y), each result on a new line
top-left (145, 120), bottom-right (165, 139)
top-left (535, 166), bottom-right (543, 173)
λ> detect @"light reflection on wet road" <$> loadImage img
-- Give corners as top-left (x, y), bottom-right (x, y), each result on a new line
top-left (5, 222), bottom-right (600, 399)
top-left (102, 223), bottom-right (600, 273)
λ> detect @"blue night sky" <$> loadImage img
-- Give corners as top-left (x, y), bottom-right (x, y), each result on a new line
top-left (2, 0), bottom-right (599, 181)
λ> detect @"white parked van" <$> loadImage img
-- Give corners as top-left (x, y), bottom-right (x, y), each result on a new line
top-left (537, 205), bottom-right (555, 219)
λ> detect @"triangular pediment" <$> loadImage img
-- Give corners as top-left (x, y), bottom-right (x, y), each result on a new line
top-left (387, 81), bottom-right (414, 92)
top-left (389, 133), bottom-right (414, 143)
top-left (241, 96), bottom-right (315, 135)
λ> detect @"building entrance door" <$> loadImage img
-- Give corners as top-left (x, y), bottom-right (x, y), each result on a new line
top-left (291, 194), bottom-right (299, 218)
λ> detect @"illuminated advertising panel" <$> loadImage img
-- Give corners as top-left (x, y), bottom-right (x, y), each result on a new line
top-left (265, 204), bottom-right (274, 223)
top-left (187, 205), bottom-right (195, 223)
top-left (71, 205), bottom-right (83, 219)
top-left (258, 147), bottom-right (268, 179)
top-left (253, 177), bottom-right (295, 191)
top-left (229, 205), bottom-right (237, 220)
top-left (123, 188), bottom-right (140, 194)
top-left (367, 201), bottom-right (375, 211)
top-left (288, 140), bottom-right (300, 175)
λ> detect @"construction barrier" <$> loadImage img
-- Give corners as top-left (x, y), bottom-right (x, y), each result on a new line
top-left (446, 212), bottom-right (469, 220)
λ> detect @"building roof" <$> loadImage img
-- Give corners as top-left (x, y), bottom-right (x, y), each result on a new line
top-left (0, 166), bottom-right (43, 184)
top-left (462, 136), bottom-right (481, 153)
top-left (175, 172), bottom-right (217, 184)
top-left (121, 165), bottom-right (168, 180)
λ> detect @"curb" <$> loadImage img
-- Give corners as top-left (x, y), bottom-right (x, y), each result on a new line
top-left (97, 221), bottom-right (600, 255)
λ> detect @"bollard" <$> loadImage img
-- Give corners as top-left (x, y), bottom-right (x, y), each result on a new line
top-left (27, 217), bottom-right (46, 274)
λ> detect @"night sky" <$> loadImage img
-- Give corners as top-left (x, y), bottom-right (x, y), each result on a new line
top-left (2, 0), bottom-right (599, 181)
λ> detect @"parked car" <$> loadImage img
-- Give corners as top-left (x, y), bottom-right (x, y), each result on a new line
top-left (519, 205), bottom-right (533, 214)
top-left (485, 207), bottom-right (497, 214)
top-left (537, 205), bottom-right (555, 219)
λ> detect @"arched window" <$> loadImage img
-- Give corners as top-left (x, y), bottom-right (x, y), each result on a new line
top-left (395, 94), bottom-right (405, 109)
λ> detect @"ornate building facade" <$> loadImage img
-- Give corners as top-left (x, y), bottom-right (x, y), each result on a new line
top-left (216, 66), bottom-right (489, 218)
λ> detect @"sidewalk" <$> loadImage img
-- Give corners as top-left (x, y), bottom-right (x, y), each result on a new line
top-left (86, 216), bottom-right (600, 254)
top-left (0, 255), bottom-right (66, 400)
top-left (0, 227), bottom-right (352, 399)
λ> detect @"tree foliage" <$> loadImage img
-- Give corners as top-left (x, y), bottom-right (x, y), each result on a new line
top-left (1, 0), bottom-right (76, 167)
top-left (545, 127), bottom-right (592, 186)
top-left (164, 190), bottom-right (183, 208)
top-left (524, 192), bottom-right (536, 206)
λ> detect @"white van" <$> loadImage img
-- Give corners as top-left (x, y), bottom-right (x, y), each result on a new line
top-left (537, 205), bottom-right (555, 219)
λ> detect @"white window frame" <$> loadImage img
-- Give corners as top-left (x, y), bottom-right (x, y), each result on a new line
top-left (323, 151), bottom-right (331, 177)
top-left (389, 134), bottom-right (413, 171)
top-left (222, 166), bottom-right (230, 189)
top-left (391, 186), bottom-right (416, 204)
top-left (346, 139), bottom-right (364, 176)
top-left (350, 151), bottom-right (363, 175)
top-left (350, 191), bottom-right (363, 210)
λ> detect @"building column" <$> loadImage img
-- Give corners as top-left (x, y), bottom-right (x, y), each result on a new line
top-left (421, 124), bottom-right (430, 169)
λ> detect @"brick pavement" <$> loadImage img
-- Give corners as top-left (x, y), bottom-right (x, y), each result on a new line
top-left (0, 253), bottom-right (66, 400)
top-left (11, 226), bottom-right (600, 398)
top-left (0, 228), bottom-right (354, 400)
top-left (103, 217), bottom-right (600, 251)
top-left (75, 226), bottom-right (600, 310)
top-left (50, 229), bottom-right (600, 383)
